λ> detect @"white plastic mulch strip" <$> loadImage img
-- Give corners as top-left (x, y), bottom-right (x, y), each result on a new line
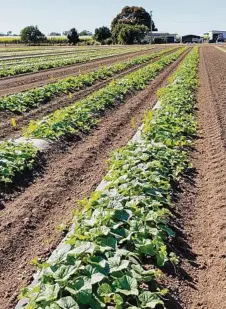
top-left (14, 137), bottom-right (52, 152)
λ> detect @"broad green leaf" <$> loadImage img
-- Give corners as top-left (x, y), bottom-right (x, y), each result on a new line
top-left (53, 263), bottom-right (81, 282)
top-left (139, 291), bottom-right (164, 308)
top-left (97, 283), bottom-right (112, 296)
top-left (68, 242), bottom-right (95, 257)
top-left (113, 275), bottom-right (138, 296)
top-left (76, 290), bottom-right (92, 305)
top-left (108, 256), bottom-right (130, 273)
top-left (56, 296), bottom-right (79, 309)
top-left (114, 293), bottom-right (124, 305)
top-left (36, 284), bottom-right (60, 302)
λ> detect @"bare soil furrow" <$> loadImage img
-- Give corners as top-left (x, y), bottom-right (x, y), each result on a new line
top-left (163, 46), bottom-right (226, 309)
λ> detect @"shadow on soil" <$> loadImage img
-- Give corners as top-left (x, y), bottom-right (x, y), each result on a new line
top-left (163, 162), bottom-right (199, 308)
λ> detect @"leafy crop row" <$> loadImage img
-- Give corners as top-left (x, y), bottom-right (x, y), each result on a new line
top-left (0, 46), bottom-right (154, 65)
top-left (0, 48), bottom-right (96, 59)
top-left (0, 48), bottom-right (127, 69)
top-left (0, 141), bottom-right (37, 183)
top-left (0, 46), bottom-right (153, 57)
top-left (0, 51), bottom-right (98, 68)
top-left (19, 47), bottom-right (199, 308)
top-left (0, 46), bottom-right (155, 77)
top-left (23, 48), bottom-right (185, 139)
top-left (0, 48), bottom-right (182, 185)
top-left (0, 48), bottom-right (178, 113)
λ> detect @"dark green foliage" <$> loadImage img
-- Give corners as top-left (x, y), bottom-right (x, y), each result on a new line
top-left (20, 25), bottom-right (46, 45)
top-left (67, 28), bottom-right (79, 45)
top-left (111, 6), bottom-right (157, 32)
top-left (112, 24), bottom-right (148, 44)
top-left (94, 26), bottom-right (111, 44)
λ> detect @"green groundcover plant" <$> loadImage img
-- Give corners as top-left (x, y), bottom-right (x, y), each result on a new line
top-left (0, 141), bottom-right (37, 183)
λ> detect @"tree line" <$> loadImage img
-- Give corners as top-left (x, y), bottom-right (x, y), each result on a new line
top-left (20, 6), bottom-right (157, 45)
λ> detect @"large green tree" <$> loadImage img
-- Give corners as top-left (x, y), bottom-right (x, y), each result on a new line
top-left (20, 26), bottom-right (46, 44)
top-left (111, 6), bottom-right (157, 32)
top-left (113, 24), bottom-right (148, 45)
top-left (94, 26), bottom-right (111, 44)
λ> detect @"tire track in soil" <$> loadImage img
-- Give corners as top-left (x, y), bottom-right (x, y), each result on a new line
top-left (0, 47), bottom-right (182, 140)
top-left (0, 49), bottom-right (187, 309)
top-left (0, 47), bottom-right (161, 96)
top-left (162, 46), bottom-right (226, 309)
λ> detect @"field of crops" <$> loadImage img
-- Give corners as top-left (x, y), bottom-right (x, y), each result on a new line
top-left (0, 45), bottom-right (156, 77)
top-left (0, 44), bottom-right (226, 309)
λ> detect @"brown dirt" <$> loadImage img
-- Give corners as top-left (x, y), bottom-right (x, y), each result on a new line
top-left (0, 47), bottom-right (163, 96)
top-left (162, 46), bottom-right (226, 309)
top-left (0, 47), bottom-right (183, 140)
top-left (0, 50), bottom-right (187, 309)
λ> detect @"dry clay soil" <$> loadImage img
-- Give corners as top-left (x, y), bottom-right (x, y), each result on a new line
top-left (1, 46), bottom-right (226, 309)
top-left (162, 46), bottom-right (226, 309)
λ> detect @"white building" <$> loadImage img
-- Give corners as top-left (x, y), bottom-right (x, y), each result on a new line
top-left (209, 30), bottom-right (226, 42)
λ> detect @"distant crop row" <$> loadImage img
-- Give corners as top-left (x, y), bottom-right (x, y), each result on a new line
top-left (23, 48), bottom-right (184, 139)
top-left (0, 47), bottom-right (84, 58)
top-left (18, 48), bottom-right (199, 309)
top-left (0, 50), bottom-right (110, 69)
top-left (0, 47), bottom-right (178, 113)
top-left (0, 46), bottom-right (154, 77)
top-left (0, 46), bottom-right (149, 59)
top-left (0, 46), bottom-right (150, 68)
top-left (0, 45), bottom-right (151, 55)
top-left (0, 49), bottom-right (98, 63)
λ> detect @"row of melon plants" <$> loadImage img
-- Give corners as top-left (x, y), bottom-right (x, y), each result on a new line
top-left (0, 50), bottom-right (101, 67)
top-left (0, 46), bottom-right (155, 78)
top-left (0, 48), bottom-right (185, 184)
top-left (23, 48), bottom-right (185, 139)
top-left (0, 47), bottom-right (101, 60)
top-left (0, 48), bottom-right (131, 69)
top-left (0, 47), bottom-right (179, 113)
top-left (0, 46), bottom-right (155, 65)
top-left (17, 47), bottom-right (199, 309)
top-left (0, 45), bottom-right (153, 57)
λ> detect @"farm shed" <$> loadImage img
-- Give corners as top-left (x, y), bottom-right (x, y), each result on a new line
top-left (182, 35), bottom-right (201, 43)
top-left (142, 31), bottom-right (177, 43)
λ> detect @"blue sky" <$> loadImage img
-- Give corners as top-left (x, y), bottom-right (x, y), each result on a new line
top-left (1, 0), bottom-right (226, 36)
